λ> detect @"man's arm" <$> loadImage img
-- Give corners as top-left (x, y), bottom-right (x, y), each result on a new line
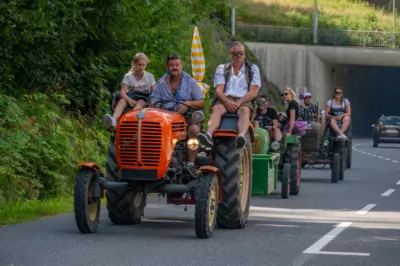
top-left (184, 80), bottom-right (205, 110)
top-left (214, 64), bottom-right (231, 104)
top-left (237, 64), bottom-right (261, 105)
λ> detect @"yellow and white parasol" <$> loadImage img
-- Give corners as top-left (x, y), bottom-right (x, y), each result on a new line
top-left (191, 26), bottom-right (209, 95)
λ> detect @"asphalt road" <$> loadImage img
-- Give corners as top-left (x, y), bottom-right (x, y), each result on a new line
top-left (1, 138), bottom-right (400, 266)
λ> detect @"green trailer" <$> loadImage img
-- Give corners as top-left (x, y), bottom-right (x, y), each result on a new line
top-left (251, 127), bottom-right (302, 199)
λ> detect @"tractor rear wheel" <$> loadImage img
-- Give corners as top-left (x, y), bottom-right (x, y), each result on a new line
top-left (346, 139), bottom-right (352, 169)
top-left (195, 172), bottom-right (218, 238)
top-left (331, 153), bottom-right (340, 183)
top-left (281, 163), bottom-right (290, 199)
top-left (288, 143), bottom-right (301, 195)
top-left (339, 148), bottom-right (346, 181)
top-left (215, 132), bottom-right (252, 229)
top-left (74, 168), bottom-right (101, 233)
top-left (105, 140), bottom-right (146, 225)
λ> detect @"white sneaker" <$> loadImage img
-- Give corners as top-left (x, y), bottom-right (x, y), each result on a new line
top-left (103, 114), bottom-right (116, 129)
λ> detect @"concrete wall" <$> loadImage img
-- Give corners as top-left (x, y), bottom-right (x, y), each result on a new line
top-left (245, 42), bottom-right (332, 106)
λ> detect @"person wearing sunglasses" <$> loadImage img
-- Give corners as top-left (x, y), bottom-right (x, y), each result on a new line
top-left (324, 87), bottom-right (351, 139)
top-left (103, 52), bottom-right (156, 130)
top-left (280, 87), bottom-right (301, 136)
top-left (197, 41), bottom-right (261, 149)
top-left (253, 95), bottom-right (282, 141)
top-left (149, 54), bottom-right (205, 171)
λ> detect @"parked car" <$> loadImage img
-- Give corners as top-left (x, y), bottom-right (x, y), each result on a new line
top-left (372, 115), bottom-right (400, 147)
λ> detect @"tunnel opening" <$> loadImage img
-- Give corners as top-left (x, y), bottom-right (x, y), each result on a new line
top-left (331, 64), bottom-right (400, 138)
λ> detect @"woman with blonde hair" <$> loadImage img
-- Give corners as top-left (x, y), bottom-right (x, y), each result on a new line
top-left (103, 52), bottom-right (156, 129)
top-left (280, 87), bottom-right (306, 136)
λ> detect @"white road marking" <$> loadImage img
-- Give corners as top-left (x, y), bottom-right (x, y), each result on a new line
top-left (396, 180), bottom-right (400, 185)
top-left (353, 143), bottom-right (398, 163)
top-left (356, 204), bottom-right (376, 214)
top-left (381, 189), bottom-right (395, 196)
top-left (303, 222), bottom-right (369, 256)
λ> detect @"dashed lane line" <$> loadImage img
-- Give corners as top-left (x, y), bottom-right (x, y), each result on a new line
top-left (381, 189), bottom-right (395, 197)
top-left (356, 204), bottom-right (376, 214)
top-left (353, 143), bottom-right (398, 164)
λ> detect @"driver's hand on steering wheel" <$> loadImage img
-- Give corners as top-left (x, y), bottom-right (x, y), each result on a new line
top-left (177, 103), bottom-right (189, 114)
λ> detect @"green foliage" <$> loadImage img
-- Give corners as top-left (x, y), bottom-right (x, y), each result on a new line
top-left (0, 0), bottom-right (234, 209)
top-left (0, 93), bottom-right (108, 203)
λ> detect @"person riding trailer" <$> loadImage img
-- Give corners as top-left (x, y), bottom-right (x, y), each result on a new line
top-left (149, 54), bottom-right (205, 173)
top-left (253, 94), bottom-right (282, 141)
top-left (198, 41), bottom-right (261, 148)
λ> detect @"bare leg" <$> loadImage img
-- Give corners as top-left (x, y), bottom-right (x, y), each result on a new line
top-left (274, 128), bottom-right (282, 141)
top-left (235, 106), bottom-right (250, 148)
top-left (197, 104), bottom-right (227, 147)
top-left (330, 119), bottom-right (342, 135)
top-left (341, 116), bottom-right (350, 134)
top-left (104, 99), bottom-right (128, 129)
top-left (133, 100), bottom-right (146, 110)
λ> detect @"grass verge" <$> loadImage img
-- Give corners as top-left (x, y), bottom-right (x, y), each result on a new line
top-left (0, 197), bottom-right (107, 226)
top-left (236, 0), bottom-right (399, 32)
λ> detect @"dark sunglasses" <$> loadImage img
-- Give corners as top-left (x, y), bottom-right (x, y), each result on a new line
top-left (334, 91), bottom-right (342, 94)
top-left (232, 51), bottom-right (245, 56)
top-left (167, 54), bottom-right (181, 60)
top-left (281, 93), bottom-right (289, 96)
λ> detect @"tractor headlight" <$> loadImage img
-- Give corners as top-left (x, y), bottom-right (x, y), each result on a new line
top-left (271, 141), bottom-right (280, 151)
top-left (187, 138), bottom-right (200, 151)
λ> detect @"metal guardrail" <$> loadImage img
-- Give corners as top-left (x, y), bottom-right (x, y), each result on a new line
top-left (236, 24), bottom-right (400, 48)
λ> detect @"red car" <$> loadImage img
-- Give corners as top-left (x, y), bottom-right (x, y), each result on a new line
top-left (372, 115), bottom-right (400, 147)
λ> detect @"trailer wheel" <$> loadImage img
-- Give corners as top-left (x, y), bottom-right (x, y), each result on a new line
top-left (215, 132), bottom-right (252, 229)
top-left (74, 168), bottom-right (101, 233)
top-left (106, 141), bottom-right (146, 225)
top-left (195, 172), bottom-right (218, 238)
top-left (331, 153), bottom-right (340, 183)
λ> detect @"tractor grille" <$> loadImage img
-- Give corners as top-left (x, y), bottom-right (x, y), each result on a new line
top-left (301, 129), bottom-right (320, 152)
top-left (172, 122), bottom-right (186, 133)
top-left (118, 121), bottom-right (162, 167)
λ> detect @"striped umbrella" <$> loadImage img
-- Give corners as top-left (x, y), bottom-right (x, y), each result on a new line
top-left (191, 26), bottom-right (209, 95)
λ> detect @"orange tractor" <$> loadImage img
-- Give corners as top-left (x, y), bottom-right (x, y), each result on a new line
top-left (74, 96), bottom-right (255, 239)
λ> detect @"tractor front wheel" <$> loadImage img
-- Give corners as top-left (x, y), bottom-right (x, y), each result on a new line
top-left (106, 141), bottom-right (146, 225)
top-left (215, 132), bottom-right (252, 229)
top-left (74, 168), bottom-right (101, 233)
top-left (195, 172), bottom-right (218, 238)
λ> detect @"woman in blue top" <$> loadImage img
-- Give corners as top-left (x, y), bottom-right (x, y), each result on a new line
top-left (324, 87), bottom-right (351, 139)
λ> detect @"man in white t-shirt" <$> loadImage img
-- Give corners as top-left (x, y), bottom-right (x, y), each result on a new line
top-left (103, 53), bottom-right (156, 130)
top-left (197, 41), bottom-right (261, 149)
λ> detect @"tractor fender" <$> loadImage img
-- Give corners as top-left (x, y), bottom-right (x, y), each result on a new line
top-left (76, 162), bottom-right (101, 172)
top-left (199, 166), bottom-right (223, 204)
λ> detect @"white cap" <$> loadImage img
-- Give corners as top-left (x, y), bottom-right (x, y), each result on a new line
top-left (303, 92), bottom-right (312, 98)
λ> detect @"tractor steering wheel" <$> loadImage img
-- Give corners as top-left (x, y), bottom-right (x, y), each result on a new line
top-left (152, 100), bottom-right (192, 116)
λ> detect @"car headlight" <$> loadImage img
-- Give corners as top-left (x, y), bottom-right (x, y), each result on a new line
top-left (187, 137), bottom-right (200, 151)
top-left (271, 141), bottom-right (280, 151)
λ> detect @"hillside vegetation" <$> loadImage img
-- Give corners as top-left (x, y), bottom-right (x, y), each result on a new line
top-left (0, 0), bottom-right (236, 224)
top-left (236, 0), bottom-right (400, 32)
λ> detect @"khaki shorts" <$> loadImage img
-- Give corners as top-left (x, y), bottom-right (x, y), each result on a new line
top-left (214, 95), bottom-right (255, 116)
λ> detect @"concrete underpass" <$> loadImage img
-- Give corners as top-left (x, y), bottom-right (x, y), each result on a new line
top-left (246, 42), bottom-right (400, 137)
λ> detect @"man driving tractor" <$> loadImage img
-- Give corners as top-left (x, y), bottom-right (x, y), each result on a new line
top-left (253, 94), bottom-right (282, 141)
top-left (197, 41), bottom-right (261, 149)
top-left (149, 54), bottom-right (205, 172)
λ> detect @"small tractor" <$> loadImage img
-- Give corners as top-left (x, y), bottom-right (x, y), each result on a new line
top-left (252, 117), bottom-right (302, 199)
top-left (73, 94), bottom-right (255, 239)
top-left (300, 117), bottom-right (352, 183)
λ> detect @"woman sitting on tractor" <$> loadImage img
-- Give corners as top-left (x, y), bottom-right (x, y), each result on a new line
top-left (324, 87), bottom-right (351, 139)
top-left (103, 52), bottom-right (156, 130)
top-left (280, 87), bottom-right (301, 136)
